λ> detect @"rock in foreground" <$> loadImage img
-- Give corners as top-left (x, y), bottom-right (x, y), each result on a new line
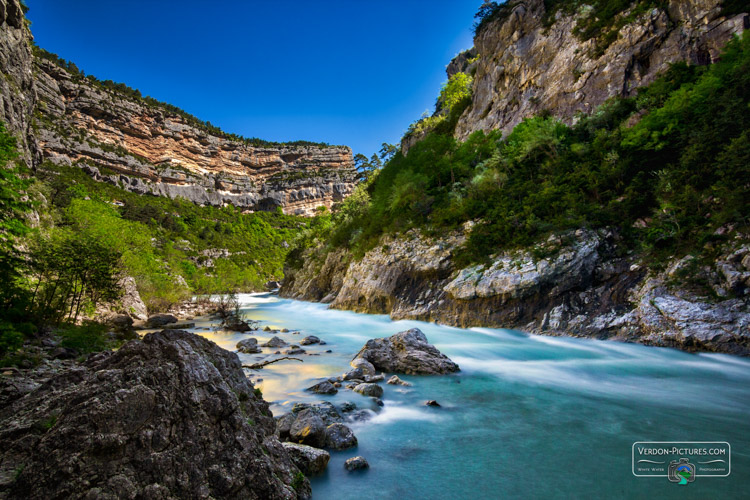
top-left (353, 328), bottom-right (459, 375)
top-left (0, 330), bottom-right (308, 499)
top-left (282, 443), bottom-right (330, 476)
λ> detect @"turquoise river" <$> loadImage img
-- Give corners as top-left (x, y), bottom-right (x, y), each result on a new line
top-left (186, 293), bottom-right (749, 499)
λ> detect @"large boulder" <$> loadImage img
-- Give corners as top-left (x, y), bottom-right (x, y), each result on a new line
top-left (353, 328), bottom-right (459, 375)
top-left (325, 423), bottom-right (358, 450)
top-left (282, 443), bottom-right (330, 476)
top-left (0, 330), bottom-right (308, 499)
top-left (299, 336), bottom-right (320, 346)
top-left (288, 409), bottom-right (327, 448)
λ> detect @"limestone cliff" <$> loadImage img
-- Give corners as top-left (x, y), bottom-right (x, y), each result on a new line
top-left (1, 0), bottom-right (356, 215)
top-left (282, 228), bottom-right (750, 355)
top-left (454, 0), bottom-right (748, 140)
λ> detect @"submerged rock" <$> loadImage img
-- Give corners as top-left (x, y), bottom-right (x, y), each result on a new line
top-left (261, 336), bottom-right (287, 348)
top-left (324, 423), bottom-right (358, 450)
top-left (344, 456), bottom-right (369, 471)
top-left (353, 328), bottom-right (459, 375)
top-left (236, 337), bottom-right (260, 353)
top-left (353, 383), bottom-right (383, 398)
top-left (282, 443), bottom-right (330, 476)
top-left (306, 380), bottom-right (337, 395)
top-left (0, 330), bottom-right (308, 499)
top-left (425, 400), bottom-right (441, 407)
top-left (387, 375), bottom-right (412, 386)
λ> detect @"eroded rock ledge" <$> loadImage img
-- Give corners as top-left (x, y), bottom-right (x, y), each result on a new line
top-left (282, 229), bottom-right (750, 356)
top-left (0, 330), bottom-right (309, 499)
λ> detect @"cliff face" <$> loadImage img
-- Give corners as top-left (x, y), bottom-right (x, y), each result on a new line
top-left (32, 60), bottom-right (356, 215)
top-left (0, 0), bottom-right (36, 165)
top-left (282, 229), bottom-right (750, 356)
top-left (0, 0), bottom-right (356, 216)
top-left (453, 0), bottom-right (748, 140)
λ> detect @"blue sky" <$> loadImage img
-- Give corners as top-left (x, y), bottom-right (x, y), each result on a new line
top-left (26, 1), bottom-right (480, 157)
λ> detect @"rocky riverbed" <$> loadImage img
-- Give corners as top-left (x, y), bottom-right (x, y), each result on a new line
top-left (3, 293), bottom-right (750, 499)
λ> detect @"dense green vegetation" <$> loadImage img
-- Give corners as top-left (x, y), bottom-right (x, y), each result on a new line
top-left (294, 32), bottom-right (749, 269)
top-left (36, 162), bottom-right (304, 309)
top-left (404, 72), bottom-right (474, 141)
top-left (0, 120), bottom-right (310, 360)
top-left (32, 45), bottom-right (334, 149)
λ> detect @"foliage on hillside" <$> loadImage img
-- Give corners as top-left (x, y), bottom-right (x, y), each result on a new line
top-left (0, 120), bottom-right (309, 359)
top-left (292, 32), bottom-right (750, 269)
top-left (36, 163), bottom-right (304, 309)
top-left (404, 72), bottom-right (473, 140)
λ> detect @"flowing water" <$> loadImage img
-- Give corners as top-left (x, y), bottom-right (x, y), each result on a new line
top-left (189, 293), bottom-right (750, 499)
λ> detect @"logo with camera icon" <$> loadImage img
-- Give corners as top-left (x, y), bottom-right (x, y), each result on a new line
top-left (667, 458), bottom-right (695, 485)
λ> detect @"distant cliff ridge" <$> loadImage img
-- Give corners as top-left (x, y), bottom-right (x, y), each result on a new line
top-left (453, 0), bottom-right (748, 140)
top-left (0, 2), bottom-right (356, 215)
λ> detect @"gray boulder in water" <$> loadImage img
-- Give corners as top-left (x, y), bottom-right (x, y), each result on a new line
top-left (344, 456), bottom-right (369, 471)
top-left (352, 328), bottom-right (460, 375)
top-left (353, 383), bottom-right (383, 398)
top-left (261, 336), bottom-right (287, 348)
top-left (288, 409), bottom-right (327, 448)
top-left (236, 337), bottom-right (261, 353)
top-left (0, 330), bottom-right (308, 499)
top-left (325, 423), bottom-right (358, 450)
top-left (306, 380), bottom-right (337, 395)
top-left (282, 442), bottom-right (330, 475)
top-left (299, 336), bottom-right (320, 345)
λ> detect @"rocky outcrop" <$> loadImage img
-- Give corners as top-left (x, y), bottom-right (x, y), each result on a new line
top-left (283, 227), bottom-right (750, 355)
top-left (0, 0), bottom-right (36, 166)
top-left (32, 59), bottom-right (357, 215)
top-left (0, 330), bottom-right (310, 498)
top-left (0, 0), bottom-right (357, 215)
top-left (281, 443), bottom-right (330, 476)
top-left (353, 328), bottom-right (460, 375)
top-left (453, 0), bottom-right (748, 141)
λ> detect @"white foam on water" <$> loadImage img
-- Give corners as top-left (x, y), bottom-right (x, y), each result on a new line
top-left (366, 403), bottom-right (444, 425)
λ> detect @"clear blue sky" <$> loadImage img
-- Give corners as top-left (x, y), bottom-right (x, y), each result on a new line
top-left (26, 1), bottom-right (480, 157)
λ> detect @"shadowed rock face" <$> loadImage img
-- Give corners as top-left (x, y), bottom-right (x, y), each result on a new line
top-left (453, 0), bottom-right (748, 142)
top-left (0, 330), bottom-right (310, 499)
